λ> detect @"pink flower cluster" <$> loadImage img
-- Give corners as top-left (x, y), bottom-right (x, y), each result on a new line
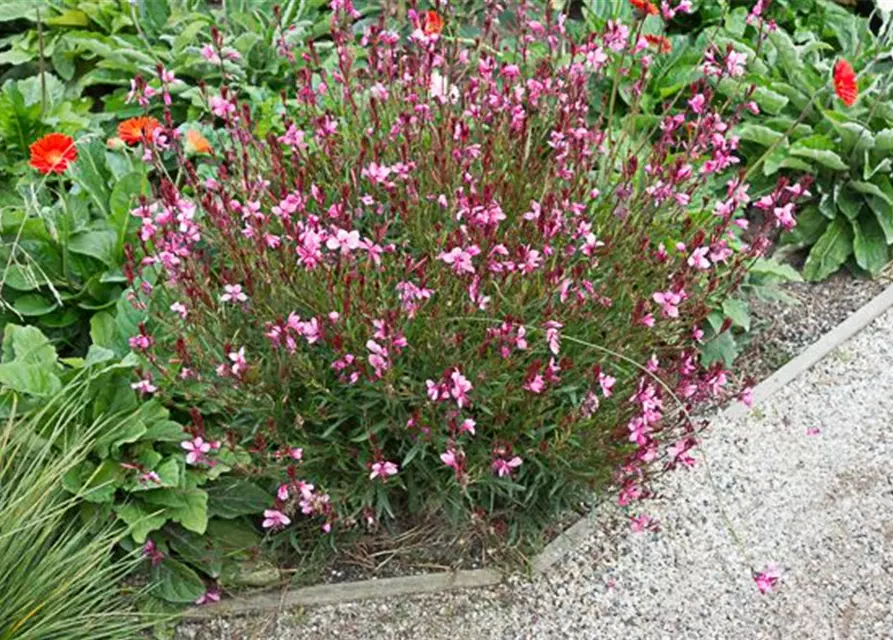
top-left (124, 1), bottom-right (808, 547)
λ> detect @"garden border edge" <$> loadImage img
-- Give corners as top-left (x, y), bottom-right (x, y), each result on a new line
top-left (183, 281), bottom-right (893, 619)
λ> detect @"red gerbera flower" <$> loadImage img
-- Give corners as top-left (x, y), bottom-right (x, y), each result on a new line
top-left (644, 34), bottom-right (672, 54)
top-left (833, 60), bottom-right (858, 107)
top-left (29, 133), bottom-right (77, 174)
top-left (118, 116), bottom-right (161, 145)
top-left (423, 10), bottom-right (444, 35)
top-left (629, 0), bottom-right (659, 16)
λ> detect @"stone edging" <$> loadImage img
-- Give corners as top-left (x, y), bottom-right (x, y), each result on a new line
top-left (184, 282), bottom-right (893, 619)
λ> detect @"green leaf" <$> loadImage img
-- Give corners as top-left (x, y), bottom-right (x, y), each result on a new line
top-left (835, 183), bottom-right (864, 220)
top-left (141, 420), bottom-right (189, 442)
top-left (737, 124), bottom-right (785, 147)
top-left (95, 419), bottom-right (147, 458)
top-left (116, 502), bottom-right (167, 543)
top-left (850, 180), bottom-right (893, 206)
top-left (749, 257), bottom-right (803, 282)
top-left (109, 172), bottom-right (148, 249)
top-left (68, 230), bottom-right (119, 267)
top-left (722, 298), bottom-right (750, 332)
top-left (90, 311), bottom-right (119, 351)
top-left (206, 478), bottom-right (270, 519)
top-left (0, 363), bottom-right (62, 396)
top-left (167, 526), bottom-right (224, 578)
top-left (868, 196), bottom-right (893, 245)
top-left (151, 558), bottom-right (206, 603)
top-left (700, 331), bottom-right (738, 367)
top-left (852, 214), bottom-right (889, 276)
top-left (143, 488), bottom-right (209, 535)
top-left (2, 323), bottom-right (56, 364)
top-left (802, 217), bottom-right (854, 281)
top-left (62, 459), bottom-right (122, 503)
top-left (69, 139), bottom-right (111, 216)
top-left (45, 9), bottom-right (91, 26)
top-left (789, 147), bottom-right (848, 171)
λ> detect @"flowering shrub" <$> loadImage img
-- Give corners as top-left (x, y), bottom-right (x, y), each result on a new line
top-left (125, 1), bottom-right (809, 550)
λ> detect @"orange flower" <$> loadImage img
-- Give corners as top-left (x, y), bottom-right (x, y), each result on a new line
top-left (629, 0), bottom-right (659, 16)
top-left (29, 133), bottom-right (77, 174)
top-left (833, 59), bottom-right (858, 107)
top-left (118, 116), bottom-right (161, 145)
top-left (644, 34), bottom-right (672, 54)
top-left (423, 10), bottom-right (444, 35)
top-left (185, 129), bottom-right (212, 155)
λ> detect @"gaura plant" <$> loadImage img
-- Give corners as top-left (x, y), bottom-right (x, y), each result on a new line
top-left (120, 0), bottom-right (810, 553)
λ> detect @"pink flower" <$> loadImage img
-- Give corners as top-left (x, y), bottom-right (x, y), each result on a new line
top-left (278, 125), bottom-right (307, 150)
top-left (195, 586), bottom-right (221, 606)
top-left (170, 301), bottom-right (188, 318)
top-left (653, 289), bottom-right (683, 318)
top-left (289, 447), bottom-right (303, 460)
top-left (200, 44), bottom-right (221, 64)
top-left (599, 372), bottom-right (616, 397)
top-left (492, 456), bottom-right (523, 477)
top-left (806, 427), bottom-right (821, 436)
top-left (687, 246), bottom-right (711, 270)
top-left (369, 460), bottom-right (399, 480)
top-left (459, 418), bottom-right (476, 436)
top-left (326, 228), bottom-right (361, 255)
top-left (227, 347), bottom-right (248, 376)
top-left (754, 564), bottom-right (781, 594)
top-left (524, 372), bottom-right (545, 394)
top-left (440, 448), bottom-right (461, 471)
top-left (220, 283), bottom-right (248, 303)
top-left (181, 437), bottom-right (211, 465)
top-left (143, 539), bottom-right (164, 566)
top-left (630, 514), bottom-right (655, 533)
top-left (773, 203), bottom-right (796, 230)
top-left (438, 245), bottom-right (481, 275)
top-left (210, 95), bottom-right (235, 118)
top-left (131, 378), bottom-right (157, 395)
top-left (277, 484), bottom-right (289, 501)
top-left (129, 334), bottom-right (152, 351)
top-left (543, 320), bottom-right (562, 356)
top-left (262, 509), bottom-right (291, 529)
top-left (449, 369), bottom-right (473, 408)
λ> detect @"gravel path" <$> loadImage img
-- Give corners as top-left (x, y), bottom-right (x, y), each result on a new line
top-left (180, 307), bottom-right (893, 640)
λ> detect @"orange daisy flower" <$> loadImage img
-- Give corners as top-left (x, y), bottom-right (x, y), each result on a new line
top-left (423, 10), bottom-right (444, 36)
top-left (118, 116), bottom-right (162, 145)
top-left (185, 129), bottom-right (212, 155)
top-left (644, 34), bottom-right (672, 54)
top-left (629, 0), bottom-right (659, 16)
top-left (833, 60), bottom-right (858, 107)
top-left (29, 133), bottom-right (77, 174)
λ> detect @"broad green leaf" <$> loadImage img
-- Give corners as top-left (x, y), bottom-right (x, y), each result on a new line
top-left (852, 214), bottom-right (889, 276)
top-left (699, 331), bottom-right (738, 367)
top-left (95, 419), bottom-right (147, 458)
top-left (151, 559), bottom-right (206, 603)
top-left (62, 459), bottom-right (122, 503)
top-left (206, 478), bottom-right (270, 519)
top-left (68, 229), bottom-right (118, 267)
top-left (802, 217), bottom-right (854, 281)
top-left (116, 502), bottom-right (167, 543)
top-left (875, 129), bottom-right (893, 152)
top-left (45, 9), bottom-right (91, 27)
top-left (2, 323), bottom-right (56, 364)
top-left (143, 488), bottom-right (209, 535)
top-left (789, 147), bottom-right (848, 171)
top-left (109, 172), bottom-right (148, 248)
top-left (850, 180), bottom-right (893, 206)
top-left (737, 124), bottom-right (785, 147)
top-left (835, 183), bottom-right (864, 220)
top-left (167, 526), bottom-right (224, 577)
top-left (722, 298), bottom-right (751, 332)
top-left (141, 420), bottom-right (189, 442)
top-left (69, 139), bottom-right (111, 216)
top-left (0, 362), bottom-right (62, 396)
top-left (868, 196), bottom-right (893, 245)
top-left (749, 257), bottom-right (803, 282)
